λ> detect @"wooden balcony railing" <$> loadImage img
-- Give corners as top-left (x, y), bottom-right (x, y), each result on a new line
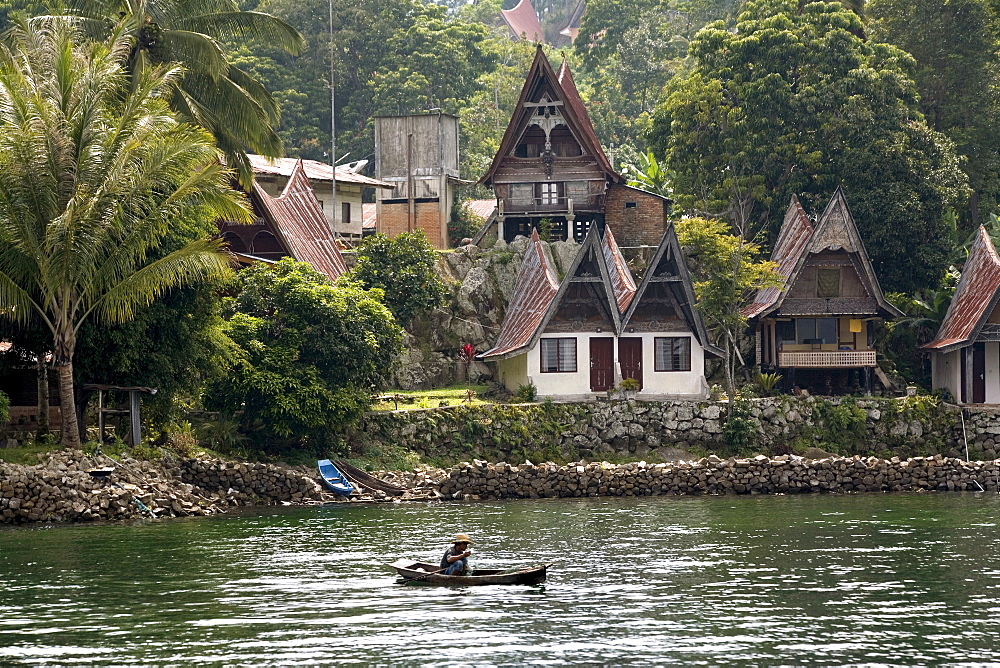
top-left (778, 350), bottom-right (877, 368)
top-left (500, 196), bottom-right (600, 214)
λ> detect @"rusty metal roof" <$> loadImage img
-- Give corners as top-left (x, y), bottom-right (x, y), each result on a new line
top-left (248, 154), bottom-right (394, 189)
top-left (602, 226), bottom-right (637, 313)
top-left (743, 188), bottom-right (901, 320)
top-left (924, 227), bottom-right (1000, 351)
top-left (501, 0), bottom-right (544, 42)
top-left (743, 196), bottom-right (814, 319)
top-left (252, 160), bottom-right (348, 281)
top-left (480, 228), bottom-right (559, 359)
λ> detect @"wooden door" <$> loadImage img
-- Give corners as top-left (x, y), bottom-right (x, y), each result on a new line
top-left (618, 337), bottom-right (643, 390)
top-left (974, 342), bottom-right (986, 404)
top-left (590, 337), bottom-right (614, 392)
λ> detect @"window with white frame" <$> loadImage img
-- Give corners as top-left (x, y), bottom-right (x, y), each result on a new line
top-left (540, 338), bottom-right (577, 373)
top-left (654, 337), bottom-right (691, 372)
top-left (539, 182), bottom-right (560, 205)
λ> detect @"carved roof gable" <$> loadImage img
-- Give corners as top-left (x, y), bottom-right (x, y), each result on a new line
top-left (623, 224), bottom-right (722, 356)
top-left (479, 46), bottom-right (620, 186)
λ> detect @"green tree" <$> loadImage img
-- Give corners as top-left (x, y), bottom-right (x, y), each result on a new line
top-left (236, 0), bottom-right (492, 169)
top-left (53, 0), bottom-right (304, 185)
top-left (0, 20), bottom-right (250, 448)
top-left (652, 0), bottom-right (969, 293)
top-left (867, 0), bottom-right (1000, 228)
top-left (675, 217), bottom-right (781, 408)
top-left (347, 231), bottom-right (448, 326)
top-left (204, 258), bottom-right (402, 450)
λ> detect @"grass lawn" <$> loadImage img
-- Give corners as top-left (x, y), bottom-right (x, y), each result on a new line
top-left (370, 384), bottom-right (493, 411)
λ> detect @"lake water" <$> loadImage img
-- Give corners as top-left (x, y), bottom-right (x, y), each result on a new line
top-left (2, 492), bottom-right (1000, 666)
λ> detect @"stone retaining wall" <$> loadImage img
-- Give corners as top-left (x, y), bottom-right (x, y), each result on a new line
top-left (343, 396), bottom-right (995, 463)
top-left (438, 455), bottom-right (1000, 500)
top-left (0, 451), bottom-right (335, 525)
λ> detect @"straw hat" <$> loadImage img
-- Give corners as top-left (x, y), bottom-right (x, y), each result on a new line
top-left (453, 533), bottom-right (474, 544)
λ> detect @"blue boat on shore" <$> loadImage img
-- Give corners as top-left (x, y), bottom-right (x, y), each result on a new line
top-left (317, 459), bottom-right (354, 496)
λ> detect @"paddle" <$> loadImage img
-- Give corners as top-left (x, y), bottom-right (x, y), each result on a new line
top-left (404, 567), bottom-right (448, 583)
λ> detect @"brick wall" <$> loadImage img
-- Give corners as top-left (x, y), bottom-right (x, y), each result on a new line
top-left (377, 201), bottom-right (447, 249)
top-left (604, 184), bottom-right (668, 246)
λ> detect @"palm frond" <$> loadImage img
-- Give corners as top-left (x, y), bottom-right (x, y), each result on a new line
top-left (177, 12), bottom-right (303, 55)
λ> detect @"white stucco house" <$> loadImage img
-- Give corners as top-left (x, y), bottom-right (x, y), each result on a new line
top-left (479, 224), bottom-right (720, 400)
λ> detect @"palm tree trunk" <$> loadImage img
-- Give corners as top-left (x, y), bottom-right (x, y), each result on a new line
top-left (36, 356), bottom-right (49, 437)
top-left (56, 360), bottom-right (81, 449)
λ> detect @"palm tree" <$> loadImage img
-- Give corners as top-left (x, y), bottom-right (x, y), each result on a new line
top-left (619, 150), bottom-right (673, 199)
top-left (45, 0), bottom-right (304, 186)
top-left (0, 19), bottom-right (251, 448)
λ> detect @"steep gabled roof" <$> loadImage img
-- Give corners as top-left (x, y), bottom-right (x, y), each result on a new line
top-left (481, 225), bottom-right (622, 360)
top-left (479, 46), bottom-right (620, 186)
top-left (480, 229), bottom-right (559, 359)
top-left (601, 226), bottom-right (637, 313)
top-left (743, 187), bottom-right (902, 320)
top-left (501, 0), bottom-right (544, 42)
top-left (252, 160), bottom-right (348, 281)
top-left (924, 227), bottom-right (1000, 352)
top-left (743, 195), bottom-right (814, 319)
top-left (624, 224), bottom-right (723, 357)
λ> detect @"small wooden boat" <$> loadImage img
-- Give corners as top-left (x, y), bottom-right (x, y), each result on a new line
top-left (333, 459), bottom-right (406, 496)
top-left (388, 559), bottom-right (549, 586)
top-left (317, 459), bottom-right (354, 496)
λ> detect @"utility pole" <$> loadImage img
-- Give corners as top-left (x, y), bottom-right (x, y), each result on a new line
top-left (329, 0), bottom-right (338, 237)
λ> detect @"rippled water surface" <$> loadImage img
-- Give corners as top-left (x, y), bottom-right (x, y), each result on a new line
top-left (3, 493), bottom-right (1000, 665)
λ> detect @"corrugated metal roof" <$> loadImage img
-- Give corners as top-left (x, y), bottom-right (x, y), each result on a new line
top-left (555, 60), bottom-right (618, 180)
top-left (248, 154), bottom-right (394, 189)
top-left (480, 229), bottom-right (559, 359)
top-left (924, 226), bottom-right (1000, 351)
top-left (252, 160), bottom-right (348, 282)
top-left (602, 226), bottom-right (637, 313)
top-left (742, 196), bottom-right (814, 319)
top-left (464, 199), bottom-right (497, 220)
top-left (362, 202), bottom-right (377, 230)
top-left (501, 0), bottom-right (544, 42)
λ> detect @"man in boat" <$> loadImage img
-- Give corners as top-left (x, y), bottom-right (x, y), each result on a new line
top-left (440, 534), bottom-right (473, 575)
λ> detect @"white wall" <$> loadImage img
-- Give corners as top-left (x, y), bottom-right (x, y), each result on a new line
top-left (987, 342), bottom-right (1000, 403)
top-left (496, 332), bottom-right (709, 399)
top-left (931, 349), bottom-right (962, 400)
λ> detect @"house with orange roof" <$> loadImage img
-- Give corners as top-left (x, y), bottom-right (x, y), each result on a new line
top-left (924, 227), bottom-right (1000, 403)
top-left (480, 224), bottom-right (719, 399)
top-left (247, 154), bottom-right (393, 242)
top-left (479, 46), bottom-right (671, 248)
top-left (743, 188), bottom-right (902, 395)
top-left (218, 160), bottom-right (348, 282)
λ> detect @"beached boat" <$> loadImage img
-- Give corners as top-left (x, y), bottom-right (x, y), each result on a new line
top-left (388, 559), bottom-right (549, 586)
top-left (317, 459), bottom-right (354, 496)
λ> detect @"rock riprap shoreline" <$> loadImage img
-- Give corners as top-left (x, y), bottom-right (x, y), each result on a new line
top-left (3, 450), bottom-right (1000, 525)
top-left (0, 450), bottom-right (440, 524)
top-left (436, 454), bottom-right (1000, 499)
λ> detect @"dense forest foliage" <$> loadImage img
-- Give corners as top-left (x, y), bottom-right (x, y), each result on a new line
top-left (5, 0), bottom-right (1000, 442)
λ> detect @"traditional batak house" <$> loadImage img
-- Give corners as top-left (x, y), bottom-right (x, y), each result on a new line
top-left (218, 159), bottom-right (348, 282)
top-left (480, 224), bottom-right (719, 399)
top-left (744, 187), bottom-right (902, 394)
top-left (924, 227), bottom-right (1000, 403)
top-left (478, 46), bottom-right (671, 248)
top-left (247, 154), bottom-right (394, 242)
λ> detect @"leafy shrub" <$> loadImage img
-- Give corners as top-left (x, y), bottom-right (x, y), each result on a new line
top-left (449, 201), bottom-right (486, 247)
top-left (514, 382), bottom-right (537, 403)
top-left (722, 399), bottom-right (758, 453)
top-left (0, 391), bottom-right (8, 427)
top-left (620, 377), bottom-right (640, 391)
top-left (755, 371), bottom-right (783, 396)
